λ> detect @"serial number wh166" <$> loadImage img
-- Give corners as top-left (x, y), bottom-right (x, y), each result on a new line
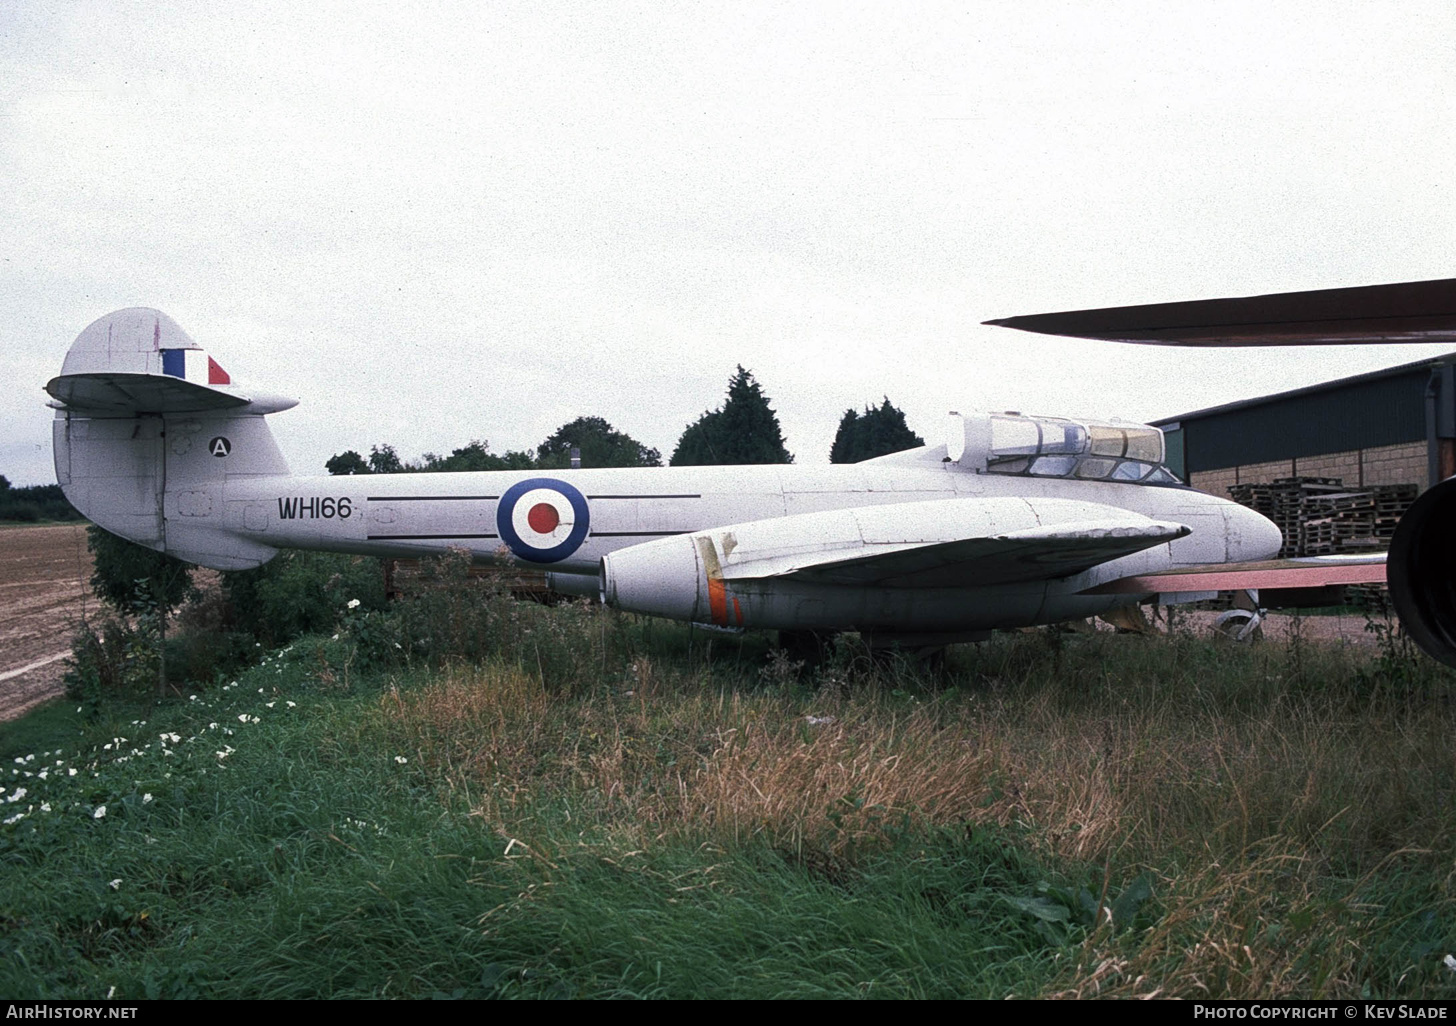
top-left (277, 497), bottom-right (353, 520)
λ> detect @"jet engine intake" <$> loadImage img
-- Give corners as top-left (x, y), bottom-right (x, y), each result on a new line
top-left (1388, 477), bottom-right (1456, 668)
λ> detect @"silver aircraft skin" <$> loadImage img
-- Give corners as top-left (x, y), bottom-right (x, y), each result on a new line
top-left (46, 308), bottom-right (1283, 644)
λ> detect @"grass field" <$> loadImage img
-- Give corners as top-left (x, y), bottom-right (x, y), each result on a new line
top-left (2, 591), bottom-right (1454, 999)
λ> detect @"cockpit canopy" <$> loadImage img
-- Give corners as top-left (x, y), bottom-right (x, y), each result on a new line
top-left (946, 411), bottom-right (1181, 485)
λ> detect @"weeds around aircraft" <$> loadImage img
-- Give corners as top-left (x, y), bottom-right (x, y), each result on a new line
top-left (49, 307), bottom-right (1309, 657)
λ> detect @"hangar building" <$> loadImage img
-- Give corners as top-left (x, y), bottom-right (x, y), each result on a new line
top-left (1153, 354), bottom-right (1456, 500)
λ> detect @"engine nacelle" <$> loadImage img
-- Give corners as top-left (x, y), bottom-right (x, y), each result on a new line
top-left (600, 496), bottom-right (1183, 633)
top-left (1388, 476), bottom-right (1456, 668)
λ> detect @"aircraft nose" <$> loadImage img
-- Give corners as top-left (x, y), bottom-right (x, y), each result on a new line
top-left (1228, 502), bottom-right (1283, 561)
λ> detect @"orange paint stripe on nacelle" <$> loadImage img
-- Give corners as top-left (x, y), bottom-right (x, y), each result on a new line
top-left (707, 576), bottom-right (729, 626)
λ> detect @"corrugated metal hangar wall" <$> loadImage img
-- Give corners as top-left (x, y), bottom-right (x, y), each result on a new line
top-left (1154, 355), bottom-right (1456, 500)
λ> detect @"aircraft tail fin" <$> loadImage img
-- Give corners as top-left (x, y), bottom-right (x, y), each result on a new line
top-left (47, 308), bottom-right (296, 570)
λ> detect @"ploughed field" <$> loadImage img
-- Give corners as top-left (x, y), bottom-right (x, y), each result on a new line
top-left (0, 523), bottom-right (92, 721)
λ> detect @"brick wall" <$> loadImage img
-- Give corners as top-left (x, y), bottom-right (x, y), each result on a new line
top-left (1188, 467), bottom-right (1238, 498)
top-left (1188, 441), bottom-right (1427, 498)
top-left (1359, 441), bottom-right (1426, 488)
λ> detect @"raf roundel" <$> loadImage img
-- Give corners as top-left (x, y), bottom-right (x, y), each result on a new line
top-left (496, 478), bottom-right (590, 564)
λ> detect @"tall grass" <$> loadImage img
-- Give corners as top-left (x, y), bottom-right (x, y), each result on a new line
top-left (3, 587), bottom-right (1454, 998)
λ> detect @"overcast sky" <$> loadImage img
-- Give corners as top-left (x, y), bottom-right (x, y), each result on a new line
top-left (5, 1), bottom-right (1456, 485)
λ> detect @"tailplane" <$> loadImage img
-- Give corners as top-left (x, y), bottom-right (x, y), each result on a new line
top-left (47, 308), bottom-right (296, 570)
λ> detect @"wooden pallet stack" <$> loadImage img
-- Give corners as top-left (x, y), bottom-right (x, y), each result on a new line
top-left (1227, 477), bottom-right (1419, 558)
top-left (1300, 490), bottom-right (1378, 556)
top-left (1228, 477), bottom-right (1343, 557)
top-left (1372, 483), bottom-right (1419, 542)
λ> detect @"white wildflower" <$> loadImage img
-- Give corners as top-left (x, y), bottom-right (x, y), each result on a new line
top-left (40, 802), bottom-right (51, 813)
top-left (394, 756), bottom-right (408, 765)
top-left (266, 701), bottom-right (275, 708)
top-left (7, 788), bottom-right (27, 803)
top-left (286, 701), bottom-right (296, 708)
top-left (238, 714), bottom-right (250, 723)
top-left (3, 813), bottom-right (22, 825)
top-left (347, 598), bottom-right (361, 609)
top-left (67, 768), bottom-right (77, 777)
top-left (108, 879), bottom-right (122, 890)
top-left (143, 793), bottom-right (153, 803)
top-left (93, 805), bottom-right (107, 819)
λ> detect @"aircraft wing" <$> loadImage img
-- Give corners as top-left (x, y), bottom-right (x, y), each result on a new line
top-left (601, 497), bottom-right (1199, 625)
top-left (984, 277), bottom-right (1456, 346)
top-left (720, 517), bottom-right (1190, 588)
top-left (1081, 553), bottom-right (1387, 595)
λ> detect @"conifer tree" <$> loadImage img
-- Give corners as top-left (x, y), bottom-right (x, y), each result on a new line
top-left (828, 397), bottom-right (924, 463)
top-left (670, 366), bottom-right (793, 466)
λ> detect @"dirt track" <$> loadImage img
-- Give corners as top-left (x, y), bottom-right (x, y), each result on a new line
top-left (0, 524), bottom-right (92, 722)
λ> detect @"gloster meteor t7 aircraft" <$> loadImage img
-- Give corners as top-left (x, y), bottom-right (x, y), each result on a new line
top-left (48, 308), bottom-right (1288, 653)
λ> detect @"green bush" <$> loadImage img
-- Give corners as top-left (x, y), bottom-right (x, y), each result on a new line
top-left (87, 526), bottom-right (194, 615)
top-left (63, 616), bottom-right (158, 709)
top-left (222, 551), bottom-right (387, 645)
top-left (163, 628), bottom-right (258, 688)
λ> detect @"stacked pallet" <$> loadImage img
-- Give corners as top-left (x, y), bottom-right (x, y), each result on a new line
top-left (1228, 477), bottom-right (1344, 558)
top-left (1373, 484), bottom-right (1419, 541)
top-left (1300, 491), bottom-right (1377, 556)
top-left (1227, 477), bottom-right (1419, 558)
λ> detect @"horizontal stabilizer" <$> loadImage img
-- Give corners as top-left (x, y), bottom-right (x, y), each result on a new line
top-left (985, 278), bottom-right (1456, 346)
top-left (1084, 553), bottom-right (1387, 594)
top-left (46, 307), bottom-right (296, 415)
top-left (46, 372), bottom-right (251, 415)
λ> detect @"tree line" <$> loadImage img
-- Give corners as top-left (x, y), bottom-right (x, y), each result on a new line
top-left (0, 476), bottom-right (83, 522)
top-left (327, 366), bottom-right (923, 474)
